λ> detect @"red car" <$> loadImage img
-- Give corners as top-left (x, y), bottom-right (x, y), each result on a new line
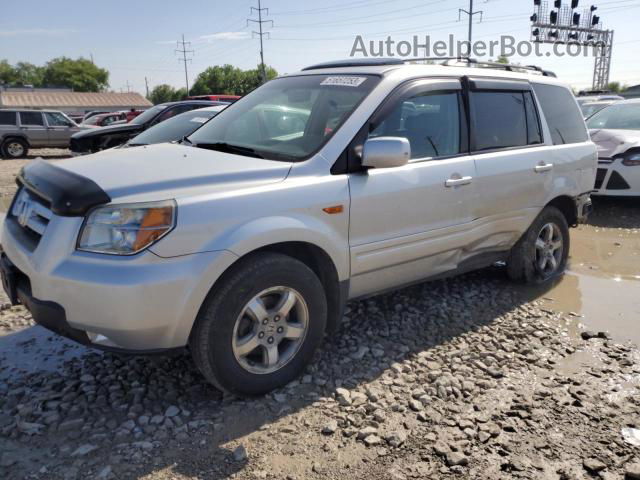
top-left (81, 112), bottom-right (126, 127)
top-left (125, 109), bottom-right (144, 122)
top-left (187, 94), bottom-right (240, 103)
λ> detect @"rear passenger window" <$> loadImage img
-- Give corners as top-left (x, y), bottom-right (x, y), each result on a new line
top-left (470, 91), bottom-right (527, 151)
top-left (0, 111), bottom-right (16, 126)
top-left (370, 92), bottom-right (461, 159)
top-left (532, 83), bottom-right (588, 145)
top-left (19, 112), bottom-right (44, 126)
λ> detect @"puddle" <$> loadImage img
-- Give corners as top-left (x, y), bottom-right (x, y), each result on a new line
top-left (518, 225), bottom-right (640, 346)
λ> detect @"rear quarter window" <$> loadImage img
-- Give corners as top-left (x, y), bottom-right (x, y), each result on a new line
top-left (0, 111), bottom-right (17, 126)
top-left (532, 83), bottom-right (588, 145)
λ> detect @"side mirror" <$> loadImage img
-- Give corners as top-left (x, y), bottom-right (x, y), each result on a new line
top-left (361, 137), bottom-right (411, 169)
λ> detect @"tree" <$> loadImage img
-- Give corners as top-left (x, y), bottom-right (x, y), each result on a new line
top-left (191, 64), bottom-right (278, 96)
top-left (14, 62), bottom-right (44, 86)
top-left (607, 81), bottom-right (627, 93)
top-left (496, 55), bottom-right (509, 64)
top-left (41, 57), bottom-right (109, 92)
top-left (149, 84), bottom-right (178, 104)
top-left (0, 60), bottom-right (20, 85)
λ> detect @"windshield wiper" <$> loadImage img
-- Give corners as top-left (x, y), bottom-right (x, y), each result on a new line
top-left (180, 135), bottom-right (193, 145)
top-left (193, 142), bottom-right (264, 158)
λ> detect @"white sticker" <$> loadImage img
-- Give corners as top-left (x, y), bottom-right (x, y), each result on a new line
top-left (190, 117), bottom-right (209, 124)
top-left (320, 76), bottom-right (367, 87)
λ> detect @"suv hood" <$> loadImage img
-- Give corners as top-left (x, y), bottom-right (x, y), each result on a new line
top-left (56, 143), bottom-right (292, 201)
top-left (589, 128), bottom-right (640, 158)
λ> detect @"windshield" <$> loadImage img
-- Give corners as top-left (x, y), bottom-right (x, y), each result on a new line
top-left (129, 108), bottom-right (222, 146)
top-left (188, 74), bottom-right (380, 161)
top-left (580, 103), bottom-right (611, 119)
top-left (82, 115), bottom-right (101, 126)
top-left (130, 105), bottom-right (168, 125)
top-left (587, 103), bottom-right (640, 130)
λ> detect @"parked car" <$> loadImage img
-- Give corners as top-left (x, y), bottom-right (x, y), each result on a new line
top-left (587, 99), bottom-right (640, 196)
top-left (576, 94), bottom-right (624, 106)
top-left (0, 59), bottom-right (595, 395)
top-left (125, 109), bottom-right (144, 123)
top-left (580, 100), bottom-right (618, 119)
top-left (81, 112), bottom-right (127, 127)
top-left (0, 109), bottom-right (87, 158)
top-left (126, 105), bottom-right (227, 147)
top-left (82, 111), bottom-right (109, 123)
top-left (70, 101), bottom-right (228, 154)
top-left (188, 95), bottom-right (241, 103)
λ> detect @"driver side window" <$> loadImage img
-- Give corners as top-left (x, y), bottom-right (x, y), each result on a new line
top-left (370, 92), bottom-right (462, 160)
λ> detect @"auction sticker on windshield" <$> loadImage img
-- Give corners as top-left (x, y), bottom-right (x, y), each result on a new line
top-left (190, 117), bottom-right (210, 124)
top-left (321, 76), bottom-right (367, 87)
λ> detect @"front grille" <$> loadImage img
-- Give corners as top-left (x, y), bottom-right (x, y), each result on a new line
top-left (8, 188), bottom-right (53, 248)
top-left (606, 171), bottom-right (631, 190)
top-left (594, 168), bottom-right (607, 190)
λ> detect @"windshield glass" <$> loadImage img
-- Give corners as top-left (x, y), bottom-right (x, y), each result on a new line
top-left (82, 115), bottom-right (101, 126)
top-left (130, 105), bottom-right (168, 125)
top-left (587, 103), bottom-right (640, 130)
top-left (188, 74), bottom-right (380, 161)
top-left (580, 103), bottom-right (612, 119)
top-left (129, 108), bottom-right (222, 146)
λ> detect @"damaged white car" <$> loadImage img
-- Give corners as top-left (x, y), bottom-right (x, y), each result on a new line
top-left (588, 99), bottom-right (640, 196)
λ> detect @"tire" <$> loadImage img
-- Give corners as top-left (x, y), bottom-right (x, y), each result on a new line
top-left (506, 206), bottom-right (570, 285)
top-left (1, 138), bottom-right (28, 159)
top-left (190, 252), bottom-right (328, 396)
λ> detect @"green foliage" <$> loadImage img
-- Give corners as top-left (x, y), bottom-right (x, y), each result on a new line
top-left (607, 81), bottom-right (628, 93)
top-left (191, 64), bottom-right (278, 96)
top-left (42, 57), bottom-right (109, 92)
top-left (147, 84), bottom-right (189, 104)
top-left (0, 57), bottom-right (108, 92)
top-left (496, 55), bottom-right (509, 64)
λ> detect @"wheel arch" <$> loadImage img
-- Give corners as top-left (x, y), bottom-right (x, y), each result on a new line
top-left (546, 195), bottom-right (577, 227)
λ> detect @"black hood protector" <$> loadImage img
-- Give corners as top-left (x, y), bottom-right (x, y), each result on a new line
top-left (17, 160), bottom-right (111, 217)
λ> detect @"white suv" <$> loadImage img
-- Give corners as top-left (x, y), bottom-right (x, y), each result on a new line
top-left (0, 59), bottom-right (596, 395)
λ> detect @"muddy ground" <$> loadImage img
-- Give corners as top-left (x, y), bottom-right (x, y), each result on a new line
top-left (0, 156), bottom-right (639, 480)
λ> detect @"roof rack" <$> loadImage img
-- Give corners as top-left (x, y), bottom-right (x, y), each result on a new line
top-left (302, 57), bottom-right (556, 78)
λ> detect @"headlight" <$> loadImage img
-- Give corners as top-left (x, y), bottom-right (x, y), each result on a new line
top-left (78, 200), bottom-right (176, 255)
top-left (622, 152), bottom-right (640, 167)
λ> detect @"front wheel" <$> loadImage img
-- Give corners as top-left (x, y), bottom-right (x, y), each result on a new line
top-left (190, 253), bottom-right (327, 396)
top-left (506, 206), bottom-right (570, 285)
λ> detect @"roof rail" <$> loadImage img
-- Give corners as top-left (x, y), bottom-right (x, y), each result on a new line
top-left (302, 57), bottom-right (556, 77)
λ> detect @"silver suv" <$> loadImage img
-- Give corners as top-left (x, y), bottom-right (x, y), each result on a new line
top-left (0, 109), bottom-right (84, 158)
top-left (0, 59), bottom-right (596, 395)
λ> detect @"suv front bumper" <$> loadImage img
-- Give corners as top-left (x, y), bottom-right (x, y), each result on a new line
top-left (1, 220), bottom-right (238, 352)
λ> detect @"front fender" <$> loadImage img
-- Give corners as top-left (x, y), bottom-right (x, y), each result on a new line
top-left (215, 214), bottom-right (350, 281)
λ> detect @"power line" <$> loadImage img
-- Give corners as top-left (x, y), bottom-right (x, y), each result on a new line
top-left (175, 34), bottom-right (194, 95)
top-left (247, 0), bottom-right (273, 83)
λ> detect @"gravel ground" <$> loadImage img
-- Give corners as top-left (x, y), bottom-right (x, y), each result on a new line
top-left (0, 158), bottom-right (639, 480)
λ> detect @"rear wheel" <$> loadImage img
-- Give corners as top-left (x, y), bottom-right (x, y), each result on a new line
top-left (1, 138), bottom-right (28, 159)
top-left (507, 206), bottom-right (570, 285)
top-left (190, 253), bottom-right (327, 396)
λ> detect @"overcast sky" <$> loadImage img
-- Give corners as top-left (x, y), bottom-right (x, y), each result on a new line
top-left (1, 0), bottom-right (639, 94)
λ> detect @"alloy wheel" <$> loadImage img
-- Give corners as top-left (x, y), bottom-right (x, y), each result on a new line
top-left (535, 222), bottom-right (564, 278)
top-left (231, 286), bottom-right (309, 375)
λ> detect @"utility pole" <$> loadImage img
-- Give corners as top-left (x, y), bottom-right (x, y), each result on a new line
top-left (175, 34), bottom-right (194, 95)
top-left (125, 80), bottom-right (132, 93)
top-left (247, 0), bottom-right (273, 83)
top-left (144, 77), bottom-right (150, 98)
top-left (459, 0), bottom-right (484, 49)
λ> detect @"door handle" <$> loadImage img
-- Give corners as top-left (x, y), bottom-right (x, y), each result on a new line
top-left (445, 176), bottom-right (473, 187)
top-left (534, 163), bottom-right (554, 173)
